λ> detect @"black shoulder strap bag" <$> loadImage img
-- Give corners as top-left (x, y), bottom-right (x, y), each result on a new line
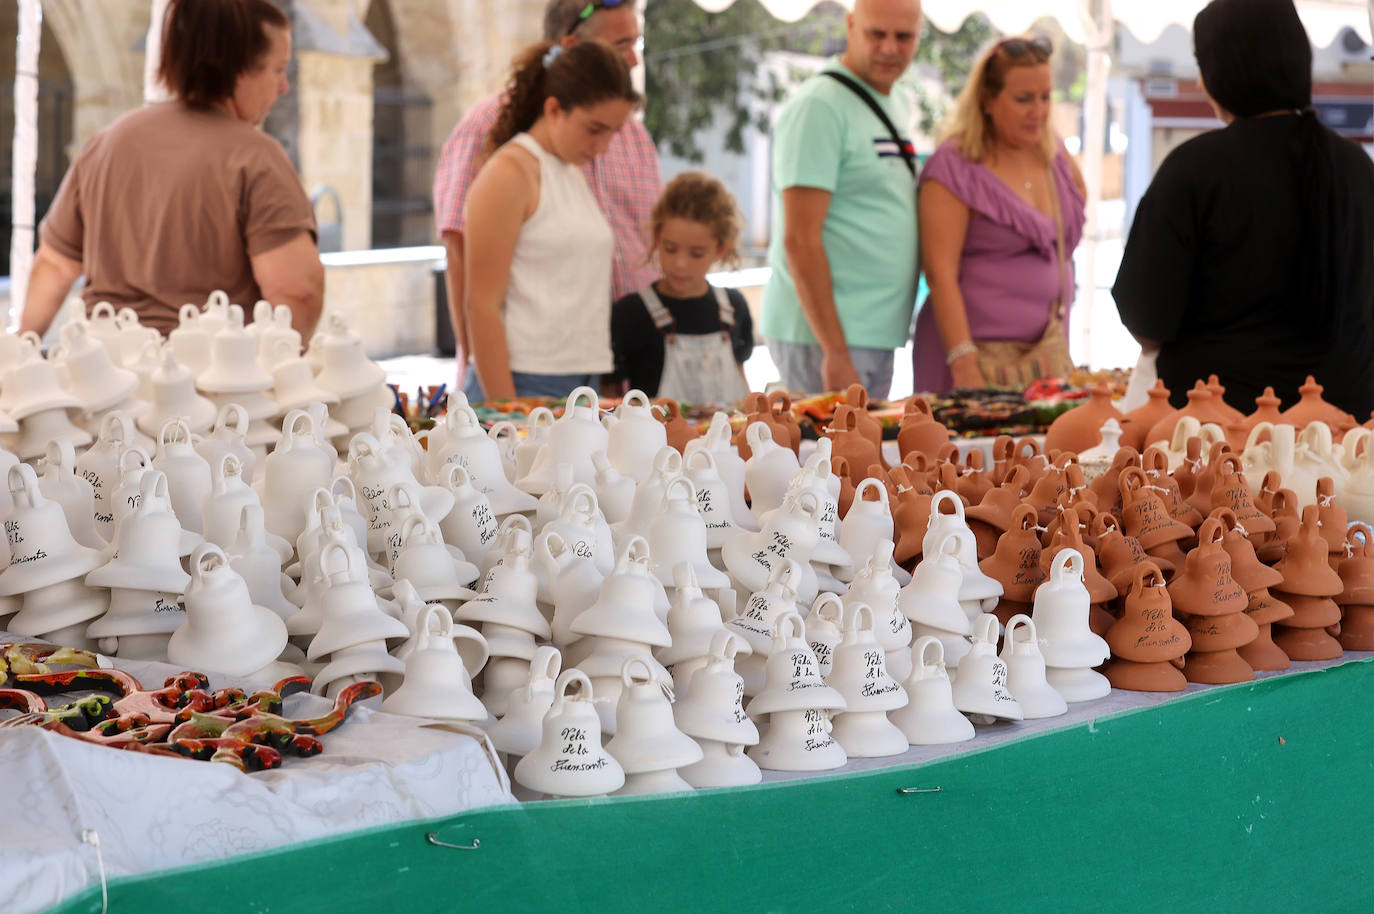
top-left (821, 71), bottom-right (916, 177)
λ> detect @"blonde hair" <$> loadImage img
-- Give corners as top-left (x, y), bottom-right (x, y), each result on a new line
top-left (649, 172), bottom-right (743, 269)
top-left (939, 36), bottom-right (1058, 164)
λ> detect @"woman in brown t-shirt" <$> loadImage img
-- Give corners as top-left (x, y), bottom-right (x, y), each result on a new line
top-left (21, 0), bottom-right (322, 339)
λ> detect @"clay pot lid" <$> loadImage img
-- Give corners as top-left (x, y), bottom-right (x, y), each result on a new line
top-left (1120, 380), bottom-right (1175, 451)
top-left (1205, 375), bottom-right (1246, 424)
top-left (1272, 505), bottom-right (1344, 596)
top-left (1044, 383), bottom-right (1125, 456)
top-left (1166, 516), bottom-right (1248, 617)
top-left (965, 465), bottom-right (1029, 531)
top-left (1210, 507), bottom-right (1283, 593)
top-left (1337, 525), bottom-right (1374, 605)
top-left (978, 504), bottom-right (1045, 602)
top-left (1250, 387), bottom-right (1283, 423)
top-left (1107, 562), bottom-right (1191, 662)
top-left (1280, 375), bottom-right (1357, 433)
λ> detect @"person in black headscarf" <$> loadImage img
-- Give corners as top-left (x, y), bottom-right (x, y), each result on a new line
top-left (1112, 0), bottom-right (1374, 417)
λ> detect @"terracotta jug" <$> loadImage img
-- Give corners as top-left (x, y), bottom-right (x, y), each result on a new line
top-left (1336, 524), bottom-right (1374, 651)
top-left (826, 406), bottom-right (880, 489)
top-left (897, 396), bottom-right (950, 465)
top-left (1103, 562), bottom-right (1191, 692)
top-left (1045, 383), bottom-right (1125, 456)
top-left (1119, 380), bottom-right (1174, 453)
top-left (978, 504), bottom-right (1046, 603)
top-left (767, 390), bottom-right (802, 455)
top-left (843, 383), bottom-right (887, 469)
top-left (965, 465), bottom-right (1030, 558)
top-left (654, 399), bottom-right (700, 454)
top-left (1279, 375), bottom-right (1357, 433)
top-left (1143, 382), bottom-right (1229, 450)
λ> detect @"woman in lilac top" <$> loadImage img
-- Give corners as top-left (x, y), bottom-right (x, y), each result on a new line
top-left (914, 35), bottom-right (1086, 393)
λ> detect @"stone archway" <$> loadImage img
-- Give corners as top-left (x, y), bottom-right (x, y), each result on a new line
top-left (40, 0), bottom-right (147, 147)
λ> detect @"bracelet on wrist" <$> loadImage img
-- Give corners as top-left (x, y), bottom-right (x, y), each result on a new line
top-left (945, 341), bottom-right (977, 365)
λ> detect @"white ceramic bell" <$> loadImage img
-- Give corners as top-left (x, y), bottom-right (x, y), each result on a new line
top-left (37, 440), bottom-right (103, 550)
top-left (835, 478), bottom-right (894, 582)
top-left (825, 602), bottom-right (909, 758)
top-left (1000, 614), bottom-right (1068, 719)
top-left (135, 348), bottom-right (217, 436)
top-left (485, 417), bottom-right (521, 484)
top-left (347, 431), bottom-right (453, 551)
top-left (455, 528), bottom-right (551, 643)
top-left (479, 513), bottom-right (532, 579)
top-left (514, 670), bottom-right (625, 798)
top-left (589, 450), bottom-right (635, 526)
top-left (328, 477), bottom-right (371, 557)
top-left (311, 639), bottom-right (403, 700)
top-left (198, 290), bottom-right (233, 336)
top-left (79, 412), bottom-right (144, 540)
top-left (889, 637), bottom-right (975, 746)
top-left (168, 304), bottom-right (213, 377)
top-left (202, 453), bottom-right (263, 554)
top-left (569, 537), bottom-right (671, 648)
top-left (0, 343), bottom-right (82, 421)
top-left (255, 305), bottom-right (304, 371)
top-left (924, 492), bottom-right (1003, 618)
top-left (372, 409), bottom-right (427, 481)
top-left (674, 630), bottom-right (760, 787)
top-left (612, 446), bottom-right (685, 543)
top-left (789, 441), bottom-right (851, 572)
top-left (114, 308), bottom-right (162, 369)
top-left (381, 604), bottom-right (487, 722)
top-left (541, 483), bottom-right (616, 581)
top-left (682, 447), bottom-right (740, 549)
top-left (8, 576), bottom-right (108, 646)
top-left (312, 313), bottom-right (388, 401)
top-left (168, 543), bottom-right (289, 677)
top-left (951, 613), bottom-right (1023, 724)
top-left (15, 405), bottom-right (93, 461)
top-left (841, 540), bottom-right (912, 681)
top-left (741, 421), bottom-right (800, 518)
top-left (1032, 548), bottom-right (1112, 702)
top-left (79, 301), bottom-right (121, 355)
top-left (745, 611), bottom-right (846, 719)
top-left (54, 320), bottom-right (139, 415)
top-left (286, 515), bottom-right (376, 639)
top-left (512, 407), bottom-right (555, 483)
top-left (725, 557), bottom-right (805, 656)
top-left (606, 390), bottom-right (668, 482)
top-left (539, 530), bottom-right (606, 646)
top-left (0, 463), bottom-right (104, 596)
top-left (486, 645), bottom-right (562, 756)
top-left (648, 476), bottom-right (729, 591)
top-left (197, 305), bottom-right (274, 394)
top-left (306, 541), bottom-right (410, 662)
top-left (392, 515), bottom-right (479, 603)
top-left (517, 386), bottom-right (610, 495)
top-left (86, 471), bottom-right (192, 594)
top-left (261, 410), bottom-right (333, 543)
top-left (606, 655), bottom-right (702, 796)
top-left (899, 531), bottom-right (976, 639)
top-left (535, 463), bottom-right (577, 531)
top-left (657, 564), bottom-right (730, 678)
top-left (106, 446), bottom-right (151, 532)
top-left (305, 401), bottom-right (349, 455)
top-left (437, 463), bottom-right (500, 570)
top-left (195, 403), bottom-right (258, 485)
top-left (227, 504), bottom-right (298, 620)
top-left (152, 417), bottom-right (213, 535)
top-left (803, 592), bottom-right (846, 679)
top-left (721, 489), bottom-right (822, 602)
top-left (388, 581), bottom-right (484, 668)
top-left (86, 588), bottom-right (184, 641)
top-left (685, 412), bottom-right (755, 531)
top-left (372, 480), bottom-right (427, 569)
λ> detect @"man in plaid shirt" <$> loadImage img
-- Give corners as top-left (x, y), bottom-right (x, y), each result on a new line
top-left (433, 0), bottom-right (661, 383)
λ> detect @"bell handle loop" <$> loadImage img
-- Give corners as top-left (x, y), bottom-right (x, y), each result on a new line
top-left (792, 489), bottom-right (821, 518)
top-left (158, 416), bottom-right (192, 450)
top-left (1197, 516), bottom-right (1226, 547)
top-left (770, 557), bottom-right (803, 595)
top-left (1243, 420), bottom-right (1276, 454)
top-left (1346, 522), bottom-right (1374, 556)
top-left (774, 610), bottom-right (805, 646)
top-left (554, 669), bottom-right (594, 705)
top-left (178, 303), bottom-right (200, 324)
top-left (527, 406), bottom-right (556, 430)
top-left (499, 513), bottom-right (532, 537)
top-left (1208, 506), bottom-right (1240, 533)
top-left (226, 303), bottom-right (246, 330)
top-left (972, 612), bottom-right (1000, 645)
top-left (118, 445), bottom-right (151, 475)
top-left (650, 445), bottom-right (684, 476)
top-left (1297, 420), bottom-right (1334, 455)
top-left (1091, 511), bottom-right (1119, 536)
top-left (1141, 444), bottom-right (1169, 474)
top-left (705, 410), bottom-right (731, 447)
top-left (444, 462), bottom-right (472, 491)
top-left (139, 468), bottom-right (171, 504)
top-left (622, 388), bottom-right (652, 409)
top-left (330, 475), bottom-right (357, 503)
top-left (318, 540), bottom-right (352, 579)
top-left (1117, 466), bottom-right (1148, 502)
top-left (938, 530), bottom-right (964, 560)
top-left (1051, 547), bottom-right (1084, 586)
top-left (192, 541), bottom-right (228, 577)
top-left (390, 482), bottom-right (417, 511)
top-left (284, 409), bottom-right (316, 444)
top-left (1131, 560), bottom-right (1165, 593)
top-left (928, 488), bottom-right (965, 523)
top-left (708, 628), bottom-right (741, 662)
top-left (43, 438), bottom-right (77, 475)
top-left (8, 463), bottom-right (38, 504)
top-left (844, 600), bottom-right (874, 635)
top-left (1004, 613), bottom-right (1035, 647)
top-left (745, 420), bottom-right (772, 450)
top-left (565, 483), bottom-right (599, 519)
top-left (205, 289), bottom-right (230, 312)
top-left (399, 514), bottom-right (428, 547)
top-left (215, 402), bottom-right (250, 436)
top-left (421, 603), bottom-right (454, 643)
top-left (853, 476), bottom-right (889, 505)
top-left (1010, 503), bottom-right (1037, 532)
top-left (620, 653), bottom-right (656, 690)
top-left (914, 634), bottom-right (945, 670)
top-left (621, 534), bottom-right (651, 569)
top-left (487, 420), bottom-right (518, 443)
top-left (1214, 452), bottom-right (1244, 477)
top-left (88, 300), bottom-right (117, 321)
top-left (309, 486), bottom-right (334, 514)
top-left (99, 409), bottom-right (131, 446)
top-left (812, 591), bottom-right (845, 624)
top-left (684, 446), bottom-right (717, 472)
top-left (563, 385), bottom-right (600, 414)
top-left (662, 475), bottom-right (696, 505)
top-left (530, 645), bottom-right (563, 684)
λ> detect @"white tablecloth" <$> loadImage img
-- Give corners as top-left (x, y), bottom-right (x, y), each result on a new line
top-left (0, 640), bottom-right (513, 914)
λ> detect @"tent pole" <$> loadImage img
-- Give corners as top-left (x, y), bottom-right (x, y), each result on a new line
top-left (1078, 0), bottom-right (1113, 369)
top-left (9, 0), bottom-right (43, 331)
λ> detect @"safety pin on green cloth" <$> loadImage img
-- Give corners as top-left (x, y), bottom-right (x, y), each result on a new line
top-left (426, 831), bottom-right (481, 850)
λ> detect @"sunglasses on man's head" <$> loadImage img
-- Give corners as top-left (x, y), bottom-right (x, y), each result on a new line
top-left (997, 34), bottom-right (1054, 59)
top-left (566, 0), bottom-right (629, 37)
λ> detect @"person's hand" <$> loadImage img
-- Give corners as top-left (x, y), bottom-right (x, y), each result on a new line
top-left (821, 350), bottom-right (862, 394)
top-left (949, 353), bottom-right (987, 390)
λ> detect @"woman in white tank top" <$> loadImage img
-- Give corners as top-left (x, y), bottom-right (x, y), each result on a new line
top-left (462, 40), bottom-right (641, 401)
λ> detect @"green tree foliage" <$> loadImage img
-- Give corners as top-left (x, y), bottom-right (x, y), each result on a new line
top-left (644, 0), bottom-right (999, 161)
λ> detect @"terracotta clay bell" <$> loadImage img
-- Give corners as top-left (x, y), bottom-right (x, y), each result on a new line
top-left (1103, 562), bottom-right (1190, 692)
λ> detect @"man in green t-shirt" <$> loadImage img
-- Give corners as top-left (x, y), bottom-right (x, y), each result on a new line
top-left (762, 0), bottom-right (921, 397)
